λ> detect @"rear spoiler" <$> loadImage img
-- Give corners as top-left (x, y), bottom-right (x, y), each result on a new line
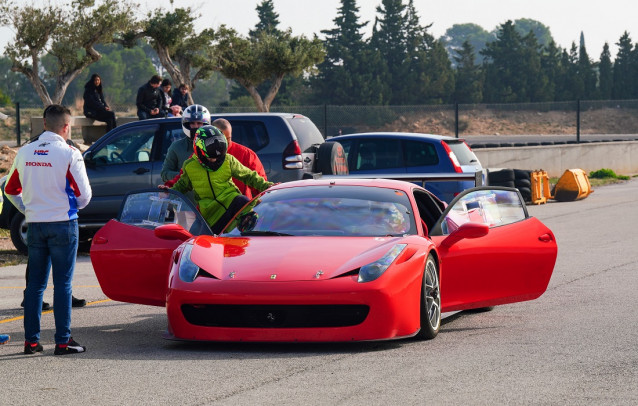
top-left (321, 170), bottom-right (484, 188)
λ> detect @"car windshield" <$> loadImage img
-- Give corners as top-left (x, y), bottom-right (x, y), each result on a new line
top-left (223, 185), bottom-right (416, 237)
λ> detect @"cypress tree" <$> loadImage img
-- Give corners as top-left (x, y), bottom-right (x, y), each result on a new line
top-left (578, 32), bottom-right (597, 99)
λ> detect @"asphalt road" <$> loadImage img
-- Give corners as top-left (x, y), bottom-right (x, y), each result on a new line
top-left (1, 180), bottom-right (637, 405)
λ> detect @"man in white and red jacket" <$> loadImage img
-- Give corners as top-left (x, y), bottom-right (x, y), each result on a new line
top-left (5, 104), bottom-right (92, 356)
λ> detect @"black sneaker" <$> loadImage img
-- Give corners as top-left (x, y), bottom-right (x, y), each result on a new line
top-left (24, 341), bottom-right (43, 354)
top-left (20, 300), bottom-right (51, 311)
top-left (72, 296), bottom-right (86, 308)
top-left (54, 337), bottom-right (86, 355)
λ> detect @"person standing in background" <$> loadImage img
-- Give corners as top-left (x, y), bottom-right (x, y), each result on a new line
top-left (5, 104), bottom-right (92, 356)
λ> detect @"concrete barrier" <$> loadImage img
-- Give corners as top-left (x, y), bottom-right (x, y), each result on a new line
top-left (474, 141), bottom-right (638, 177)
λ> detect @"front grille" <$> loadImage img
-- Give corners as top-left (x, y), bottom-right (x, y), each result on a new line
top-left (181, 304), bottom-right (370, 328)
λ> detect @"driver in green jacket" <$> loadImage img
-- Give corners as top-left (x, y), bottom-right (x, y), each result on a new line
top-left (170, 125), bottom-right (273, 234)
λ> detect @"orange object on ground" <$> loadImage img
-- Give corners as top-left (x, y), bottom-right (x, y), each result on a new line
top-left (531, 170), bottom-right (551, 204)
top-left (552, 169), bottom-right (593, 201)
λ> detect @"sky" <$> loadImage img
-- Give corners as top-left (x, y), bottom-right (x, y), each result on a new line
top-left (1, 0), bottom-right (637, 59)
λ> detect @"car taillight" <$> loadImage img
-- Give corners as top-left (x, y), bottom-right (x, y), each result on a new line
top-left (441, 141), bottom-right (462, 173)
top-left (282, 140), bottom-right (303, 170)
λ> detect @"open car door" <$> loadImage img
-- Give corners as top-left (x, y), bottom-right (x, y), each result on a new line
top-left (428, 187), bottom-right (557, 312)
top-left (90, 189), bottom-right (212, 306)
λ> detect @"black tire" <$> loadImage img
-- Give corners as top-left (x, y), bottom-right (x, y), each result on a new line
top-left (487, 168), bottom-right (515, 183)
top-left (415, 254), bottom-right (441, 340)
top-left (317, 142), bottom-right (349, 175)
top-left (515, 179), bottom-right (531, 188)
top-left (10, 213), bottom-right (28, 255)
top-left (518, 187), bottom-right (532, 202)
top-left (513, 169), bottom-right (532, 181)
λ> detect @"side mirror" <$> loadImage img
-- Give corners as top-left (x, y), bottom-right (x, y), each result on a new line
top-left (83, 152), bottom-right (95, 168)
top-left (440, 222), bottom-right (489, 248)
top-left (154, 223), bottom-right (193, 242)
top-left (137, 151), bottom-right (150, 162)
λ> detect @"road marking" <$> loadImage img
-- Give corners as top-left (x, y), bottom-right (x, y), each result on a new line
top-left (0, 299), bottom-right (112, 324)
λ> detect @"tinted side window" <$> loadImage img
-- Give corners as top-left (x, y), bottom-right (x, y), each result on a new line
top-left (404, 140), bottom-right (439, 167)
top-left (92, 125), bottom-right (158, 166)
top-left (355, 139), bottom-right (403, 170)
top-left (230, 121), bottom-right (269, 152)
top-left (287, 116), bottom-right (325, 150)
top-left (160, 126), bottom-right (186, 161)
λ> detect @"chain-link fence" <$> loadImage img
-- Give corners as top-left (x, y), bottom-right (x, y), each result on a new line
top-left (2, 100), bottom-right (638, 145)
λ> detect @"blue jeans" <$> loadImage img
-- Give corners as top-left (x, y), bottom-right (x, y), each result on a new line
top-left (24, 220), bottom-right (78, 344)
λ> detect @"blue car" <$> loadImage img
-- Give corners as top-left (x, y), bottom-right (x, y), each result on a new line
top-left (326, 132), bottom-right (483, 203)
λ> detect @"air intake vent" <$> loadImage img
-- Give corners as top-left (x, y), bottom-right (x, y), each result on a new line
top-left (182, 304), bottom-right (369, 328)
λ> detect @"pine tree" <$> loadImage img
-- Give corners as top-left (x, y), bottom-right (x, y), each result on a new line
top-left (312, 0), bottom-right (370, 104)
top-left (249, 0), bottom-right (281, 38)
top-left (612, 32), bottom-right (634, 99)
top-left (481, 21), bottom-right (524, 102)
top-left (453, 41), bottom-right (483, 103)
top-left (441, 23), bottom-right (493, 66)
top-left (370, 0), bottom-right (407, 103)
top-left (597, 43), bottom-right (613, 100)
top-left (540, 40), bottom-right (562, 101)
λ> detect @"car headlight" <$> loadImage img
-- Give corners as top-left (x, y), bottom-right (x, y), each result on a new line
top-left (358, 244), bottom-right (407, 283)
top-left (178, 243), bottom-right (199, 283)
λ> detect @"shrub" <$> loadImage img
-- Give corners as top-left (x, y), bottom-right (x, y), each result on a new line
top-left (589, 168), bottom-right (630, 180)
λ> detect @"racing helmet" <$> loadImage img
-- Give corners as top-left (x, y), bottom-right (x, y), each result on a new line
top-left (194, 125), bottom-right (228, 171)
top-left (181, 104), bottom-right (211, 138)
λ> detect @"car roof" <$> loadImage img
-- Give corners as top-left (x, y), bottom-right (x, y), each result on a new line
top-left (110, 113), bottom-right (308, 128)
top-left (269, 177), bottom-right (418, 193)
top-left (329, 132), bottom-right (464, 143)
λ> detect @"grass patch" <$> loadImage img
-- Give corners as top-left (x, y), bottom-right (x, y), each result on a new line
top-left (589, 168), bottom-right (630, 180)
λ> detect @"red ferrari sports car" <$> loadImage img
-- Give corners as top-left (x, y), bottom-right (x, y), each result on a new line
top-left (90, 178), bottom-right (557, 342)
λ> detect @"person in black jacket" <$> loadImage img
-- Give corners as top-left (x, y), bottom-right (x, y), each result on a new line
top-left (171, 83), bottom-right (190, 110)
top-left (83, 74), bottom-right (117, 131)
top-left (136, 75), bottom-right (165, 120)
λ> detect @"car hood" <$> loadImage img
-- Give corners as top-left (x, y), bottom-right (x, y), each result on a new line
top-left (189, 235), bottom-right (410, 281)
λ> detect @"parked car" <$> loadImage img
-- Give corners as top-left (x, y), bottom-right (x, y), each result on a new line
top-left (326, 132), bottom-right (483, 203)
top-left (0, 113), bottom-right (347, 253)
top-left (91, 179), bottom-right (557, 342)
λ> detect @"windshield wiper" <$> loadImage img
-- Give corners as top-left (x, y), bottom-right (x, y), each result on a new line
top-left (240, 231), bottom-right (293, 236)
